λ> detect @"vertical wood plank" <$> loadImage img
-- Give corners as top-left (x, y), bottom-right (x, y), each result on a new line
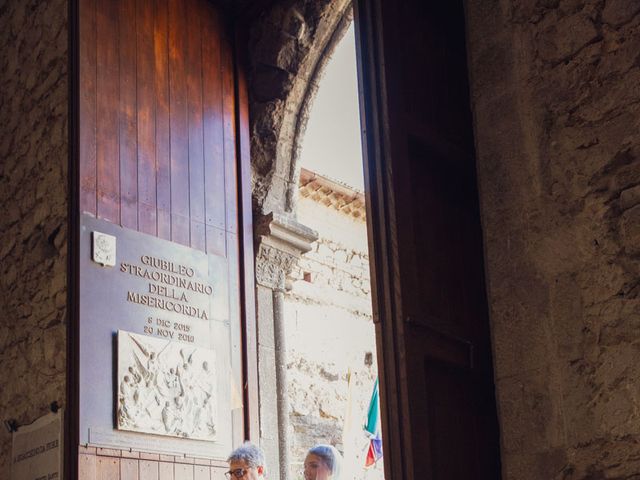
top-left (202, 7), bottom-right (225, 232)
top-left (235, 33), bottom-right (259, 441)
top-left (202, 5), bottom-right (226, 240)
top-left (119, 0), bottom-right (138, 229)
top-left (211, 467), bottom-right (226, 480)
top-left (154, 0), bottom-right (171, 240)
top-left (221, 30), bottom-right (237, 234)
top-left (174, 464), bottom-right (194, 480)
top-left (157, 208), bottom-right (172, 240)
top-left (168, 0), bottom-right (190, 246)
top-left (205, 225), bottom-right (226, 257)
top-left (97, 456), bottom-right (121, 480)
top-left (194, 465), bottom-right (210, 480)
top-left (159, 462), bottom-right (175, 480)
top-left (121, 458), bottom-right (140, 480)
top-left (137, 0), bottom-right (157, 235)
top-left (79, 453), bottom-right (97, 480)
top-left (79, 0), bottom-right (97, 215)
top-left (186, 0), bottom-right (205, 249)
top-left (172, 214), bottom-right (190, 246)
top-left (96, 0), bottom-right (120, 223)
top-left (191, 221), bottom-right (206, 251)
top-left (226, 231), bottom-right (244, 442)
top-left (140, 460), bottom-right (160, 480)
top-left (139, 203), bottom-right (158, 235)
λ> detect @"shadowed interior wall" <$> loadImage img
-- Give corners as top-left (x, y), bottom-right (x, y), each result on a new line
top-left (466, 1), bottom-right (640, 478)
top-left (77, 0), bottom-right (248, 477)
top-left (0, 0), bottom-right (68, 475)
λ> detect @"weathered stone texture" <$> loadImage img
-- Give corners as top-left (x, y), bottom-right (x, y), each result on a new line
top-left (247, 0), bottom-right (352, 214)
top-left (467, 0), bottom-right (640, 478)
top-left (283, 194), bottom-right (379, 479)
top-left (0, 0), bottom-right (68, 476)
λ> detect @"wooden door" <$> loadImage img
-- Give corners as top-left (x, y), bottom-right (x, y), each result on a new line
top-left (72, 0), bottom-right (257, 478)
top-left (354, 0), bottom-right (502, 478)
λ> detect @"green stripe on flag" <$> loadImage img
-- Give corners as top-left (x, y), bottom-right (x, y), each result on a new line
top-left (364, 378), bottom-right (380, 436)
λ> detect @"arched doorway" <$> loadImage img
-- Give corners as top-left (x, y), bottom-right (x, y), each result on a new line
top-left (245, 0), bottom-right (502, 479)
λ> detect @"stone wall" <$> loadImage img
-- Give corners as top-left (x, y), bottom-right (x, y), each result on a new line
top-left (0, 0), bottom-right (68, 476)
top-left (284, 192), bottom-right (383, 479)
top-left (466, 0), bottom-right (640, 478)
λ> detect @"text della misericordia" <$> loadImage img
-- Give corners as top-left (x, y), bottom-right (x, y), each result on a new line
top-left (120, 255), bottom-right (214, 327)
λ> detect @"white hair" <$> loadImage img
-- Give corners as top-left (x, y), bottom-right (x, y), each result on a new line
top-left (227, 442), bottom-right (266, 471)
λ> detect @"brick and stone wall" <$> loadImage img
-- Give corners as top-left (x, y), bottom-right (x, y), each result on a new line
top-left (466, 1), bottom-right (640, 478)
top-left (0, 0), bottom-right (68, 475)
top-left (284, 177), bottom-right (383, 479)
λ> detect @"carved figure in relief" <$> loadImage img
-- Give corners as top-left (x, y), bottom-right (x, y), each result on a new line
top-left (195, 360), bottom-right (217, 436)
top-left (159, 367), bottom-right (180, 398)
top-left (161, 401), bottom-right (175, 433)
top-left (118, 375), bottom-right (141, 428)
top-left (128, 366), bottom-right (142, 384)
top-left (117, 331), bottom-right (218, 441)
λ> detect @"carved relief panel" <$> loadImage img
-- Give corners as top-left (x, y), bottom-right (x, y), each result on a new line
top-left (79, 214), bottom-right (236, 459)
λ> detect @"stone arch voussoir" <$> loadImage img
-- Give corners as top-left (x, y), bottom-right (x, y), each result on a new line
top-left (247, 0), bottom-right (353, 216)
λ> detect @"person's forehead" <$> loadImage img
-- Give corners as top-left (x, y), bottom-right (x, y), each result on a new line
top-left (230, 459), bottom-right (250, 470)
top-left (305, 454), bottom-right (322, 464)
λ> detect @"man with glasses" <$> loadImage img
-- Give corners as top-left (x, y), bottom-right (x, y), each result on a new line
top-left (225, 442), bottom-right (267, 479)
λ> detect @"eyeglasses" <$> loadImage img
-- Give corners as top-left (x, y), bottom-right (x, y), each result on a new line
top-left (224, 468), bottom-right (248, 479)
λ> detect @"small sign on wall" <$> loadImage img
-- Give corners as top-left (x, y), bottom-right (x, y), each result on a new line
top-left (11, 410), bottom-right (63, 480)
top-left (92, 231), bottom-right (116, 267)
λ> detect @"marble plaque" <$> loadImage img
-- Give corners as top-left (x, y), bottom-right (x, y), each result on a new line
top-left (117, 330), bottom-right (218, 441)
top-left (11, 411), bottom-right (63, 480)
top-left (79, 214), bottom-right (235, 458)
top-left (92, 231), bottom-right (116, 267)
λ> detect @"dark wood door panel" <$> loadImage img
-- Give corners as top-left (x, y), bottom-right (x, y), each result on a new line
top-left (74, 2), bottom-right (258, 478)
top-left (136, 0), bottom-right (158, 237)
top-left (404, 325), bottom-right (500, 480)
top-left (420, 357), bottom-right (483, 479)
top-left (406, 135), bottom-right (489, 341)
top-left (406, 320), bottom-right (474, 369)
top-left (79, 0), bottom-right (236, 253)
top-left (397, 1), bottom-right (475, 147)
top-left (354, 0), bottom-right (502, 477)
top-left (94, 0), bottom-right (120, 224)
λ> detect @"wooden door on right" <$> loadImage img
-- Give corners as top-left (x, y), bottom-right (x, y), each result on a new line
top-left (354, 1), bottom-right (502, 478)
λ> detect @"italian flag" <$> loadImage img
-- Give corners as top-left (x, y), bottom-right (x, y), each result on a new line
top-left (364, 378), bottom-right (383, 467)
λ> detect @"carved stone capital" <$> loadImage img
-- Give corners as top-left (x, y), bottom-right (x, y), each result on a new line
top-left (254, 212), bottom-right (318, 290)
top-left (255, 244), bottom-right (297, 290)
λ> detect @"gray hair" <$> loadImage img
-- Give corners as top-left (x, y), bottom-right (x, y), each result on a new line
top-left (227, 442), bottom-right (266, 470)
top-left (308, 444), bottom-right (342, 478)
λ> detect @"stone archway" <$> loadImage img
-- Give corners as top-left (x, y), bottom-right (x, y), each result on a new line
top-left (247, 0), bottom-right (353, 216)
top-left (241, 2), bottom-right (355, 478)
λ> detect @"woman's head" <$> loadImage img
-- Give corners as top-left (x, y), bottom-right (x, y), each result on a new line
top-left (304, 444), bottom-right (342, 480)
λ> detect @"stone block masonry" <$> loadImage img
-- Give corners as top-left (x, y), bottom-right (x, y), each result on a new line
top-left (283, 189), bottom-right (381, 480)
top-left (0, 0), bottom-right (68, 477)
top-left (467, 0), bottom-right (640, 478)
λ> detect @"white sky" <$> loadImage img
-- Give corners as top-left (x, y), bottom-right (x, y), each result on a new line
top-left (299, 24), bottom-right (365, 191)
